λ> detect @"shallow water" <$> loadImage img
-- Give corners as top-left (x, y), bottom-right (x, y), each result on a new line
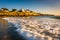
top-left (33, 16), bottom-right (60, 19)
top-left (3, 16), bottom-right (60, 40)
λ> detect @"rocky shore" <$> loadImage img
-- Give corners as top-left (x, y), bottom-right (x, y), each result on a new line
top-left (0, 18), bottom-right (26, 40)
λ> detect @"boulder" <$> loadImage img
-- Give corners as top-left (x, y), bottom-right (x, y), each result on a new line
top-left (0, 18), bottom-right (9, 40)
top-left (0, 18), bottom-right (26, 40)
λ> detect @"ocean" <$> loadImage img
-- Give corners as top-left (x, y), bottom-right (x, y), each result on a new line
top-left (3, 16), bottom-right (60, 40)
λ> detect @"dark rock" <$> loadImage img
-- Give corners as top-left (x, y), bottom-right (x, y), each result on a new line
top-left (0, 19), bottom-right (26, 40)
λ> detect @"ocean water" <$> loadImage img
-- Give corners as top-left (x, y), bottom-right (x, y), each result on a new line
top-left (3, 16), bottom-right (60, 40)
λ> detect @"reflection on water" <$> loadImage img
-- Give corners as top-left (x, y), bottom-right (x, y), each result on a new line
top-left (34, 16), bottom-right (60, 19)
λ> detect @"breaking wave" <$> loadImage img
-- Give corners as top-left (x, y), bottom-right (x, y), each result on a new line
top-left (3, 17), bottom-right (60, 40)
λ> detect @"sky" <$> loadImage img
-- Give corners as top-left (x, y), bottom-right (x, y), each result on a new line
top-left (0, 0), bottom-right (60, 15)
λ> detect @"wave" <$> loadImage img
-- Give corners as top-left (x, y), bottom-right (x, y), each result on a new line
top-left (3, 17), bottom-right (60, 40)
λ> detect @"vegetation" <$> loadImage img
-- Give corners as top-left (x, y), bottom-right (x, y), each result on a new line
top-left (0, 8), bottom-right (41, 17)
top-left (0, 8), bottom-right (60, 18)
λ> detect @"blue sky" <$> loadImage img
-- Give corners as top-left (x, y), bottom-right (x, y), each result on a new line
top-left (0, 0), bottom-right (59, 9)
top-left (0, 0), bottom-right (60, 15)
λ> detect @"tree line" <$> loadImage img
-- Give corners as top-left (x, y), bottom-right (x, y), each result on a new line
top-left (0, 8), bottom-right (41, 17)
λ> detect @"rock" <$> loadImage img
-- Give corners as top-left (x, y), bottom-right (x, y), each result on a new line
top-left (0, 18), bottom-right (9, 40)
top-left (0, 18), bottom-right (26, 40)
top-left (0, 18), bottom-right (9, 31)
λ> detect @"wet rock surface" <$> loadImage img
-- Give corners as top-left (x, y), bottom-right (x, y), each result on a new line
top-left (0, 18), bottom-right (26, 40)
top-left (0, 18), bottom-right (9, 40)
